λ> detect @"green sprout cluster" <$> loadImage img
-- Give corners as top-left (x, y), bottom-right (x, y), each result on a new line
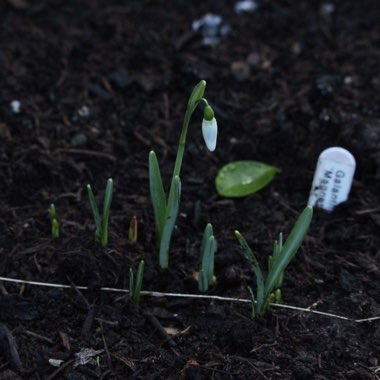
top-left (87, 178), bottom-right (113, 247)
top-left (129, 260), bottom-right (144, 307)
top-left (235, 206), bottom-right (313, 317)
top-left (46, 81), bottom-right (313, 317)
top-left (147, 81), bottom-right (313, 317)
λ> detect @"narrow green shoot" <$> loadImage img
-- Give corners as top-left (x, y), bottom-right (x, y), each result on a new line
top-left (149, 80), bottom-right (216, 268)
top-left (200, 223), bottom-right (214, 262)
top-left (235, 205), bottom-right (313, 317)
top-left (51, 219), bottom-right (60, 240)
top-left (247, 286), bottom-right (256, 319)
top-left (198, 223), bottom-right (216, 293)
top-left (128, 216), bottom-right (138, 243)
top-left (234, 231), bottom-right (265, 312)
top-left (129, 260), bottom-right (144, 307)
top-left (159, 176), bottom-right (181, 268)
top-left (87, 178), bottom-right (113, 247)
top-left (149, 151), bottom-right (166, 243)
top-left (48, 203), bottom-right (57, 220)
top-left (268, 232), bottom-right (284, 292)
top-left (48, 203), bottom-right (60, 239)
top-left (264, 206), bottom-right (313, 297)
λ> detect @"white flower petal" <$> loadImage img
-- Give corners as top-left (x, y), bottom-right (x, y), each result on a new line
top-left (202, 117), bottom-right (217, 152)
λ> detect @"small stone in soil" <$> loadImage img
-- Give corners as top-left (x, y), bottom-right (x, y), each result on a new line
top-left (235, 0), bottom-right (258, 14)
top-left (320, 2), bottom-right (335, 15)
top-left (293, 365), bottom-right (314, 379)
top-left (246, 52), bottom-right (261, 67)
top-left (71, 132), bottom-right (88, 148)
top-left (315, 75), bottom-right (341, 96)
top-left (223, 266), bottom-right (241, 284)
top-left (77, 105), bottom-right (90, 118)
top-left (108, 69), bottom-right (134, 88)
top-left (231, 61), bottom-right (251, 82)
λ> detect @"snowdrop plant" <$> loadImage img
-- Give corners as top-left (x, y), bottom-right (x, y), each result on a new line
top-left (87, 178), bottom-right (113, 247)
top-left (235, 205), bottom-right (313, 318)
top-left (198, 223), bottom-right (216, 293)
top-left (149, 80), bottom-right (217, 268)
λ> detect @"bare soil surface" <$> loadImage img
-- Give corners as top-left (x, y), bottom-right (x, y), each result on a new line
top-left (0, 0), bottom-right (379, 379)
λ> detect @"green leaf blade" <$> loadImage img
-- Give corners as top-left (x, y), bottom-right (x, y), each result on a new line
top-left (129, 268), bottom-right (134, 297)
top-left (216, 161), bottom-right (280, 197)
top-left (48, 204), bottom-right (56, 220)
top-left (198, 269), bottom-right (208, 293)
top-left (201, 236), bottom-right (216, 285)
top-left (159, 176), bottom-right (181, 268)
top-left (265, 206), bottom-right (313, 296)
top-left (234, 230), bottom-right (265, 312)
top-left (51, 218), bottom-right (60, 239)
top-left (247, 286), bottom-right (256, 318)
top-left (101, 178), bottom-right (113, 246)
top-left (200, 223), bottom-right (213, 262)
top-left (87, 184), bottom-right (102, 241)
top-left (149, 151), bottom-right (167, 241)
top-left (134, 260), bottom-right (145, 306)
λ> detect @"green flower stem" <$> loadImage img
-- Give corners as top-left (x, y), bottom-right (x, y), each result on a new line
top-left (172, 106), bottom-right (192, 181)
top-left (166, 100), bottom-right (201, 218)
top-left (172, 97), bottom-right (209, 181)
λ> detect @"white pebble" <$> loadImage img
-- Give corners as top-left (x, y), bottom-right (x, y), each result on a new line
top-left (78, 105), bottom-right (90, 118)
top-left (10, 100), bottom-right (21, 114)
top-left (235, 0), bottom-right (258, 14)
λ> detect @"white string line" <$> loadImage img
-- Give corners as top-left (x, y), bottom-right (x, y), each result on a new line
top-left (0, 276), bottom-right (379, 323)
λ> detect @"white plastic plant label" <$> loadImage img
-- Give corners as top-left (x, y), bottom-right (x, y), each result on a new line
top-left (308, 147), bottom-right (356, 211)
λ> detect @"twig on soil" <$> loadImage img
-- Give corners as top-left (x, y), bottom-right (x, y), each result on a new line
top-left (100, 322), bottom-right (113, 372)
top-left (81, 306), bottom-right (96, 338)
top-left (59, 331), bottom-right (71, 351)
top-left (66, 276), bottom-right (90, 309)
top-left (99, 369), bottom-right (113, 380)
top-left (0, 276), bottom-right (379, 323)
top-left (22, 329), bottom-right (54, 344)
top-left (355, 207), bottom-right (380, 215)
top-left (0, 323), bottom-right (22, 370)
top-left (268, 302), bottom-right (380, 323)
top-left (47, 359), bottom-right (74, 380)
top-left (277, 200), bottom-right (299, 216)
top-left (191, 363), bottom-right (241, 376)
top-left (229, 355), bottom-right (270, 380)
top-left (144, 312), bottom-right (177, 347)
top-left (55, 148), bottom-right (116, 162)
top-left (0, 362), bottom-right (9, 372)
top-left (0, 283), bottom-right (8, 295)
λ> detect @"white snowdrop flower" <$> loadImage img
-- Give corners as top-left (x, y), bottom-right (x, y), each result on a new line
top-left (202, 105), bottom-right (217, 152)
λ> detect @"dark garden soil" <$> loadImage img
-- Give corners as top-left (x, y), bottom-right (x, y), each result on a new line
top-left (1, 0), bottom-right (380, 378)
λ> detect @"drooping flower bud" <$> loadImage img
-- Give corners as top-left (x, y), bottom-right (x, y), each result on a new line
top-left (202, 105), bottom-right (217, 152)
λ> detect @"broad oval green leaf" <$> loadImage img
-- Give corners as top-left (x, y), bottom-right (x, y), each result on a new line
top-left (215, 161), bottom-right (280, 197)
